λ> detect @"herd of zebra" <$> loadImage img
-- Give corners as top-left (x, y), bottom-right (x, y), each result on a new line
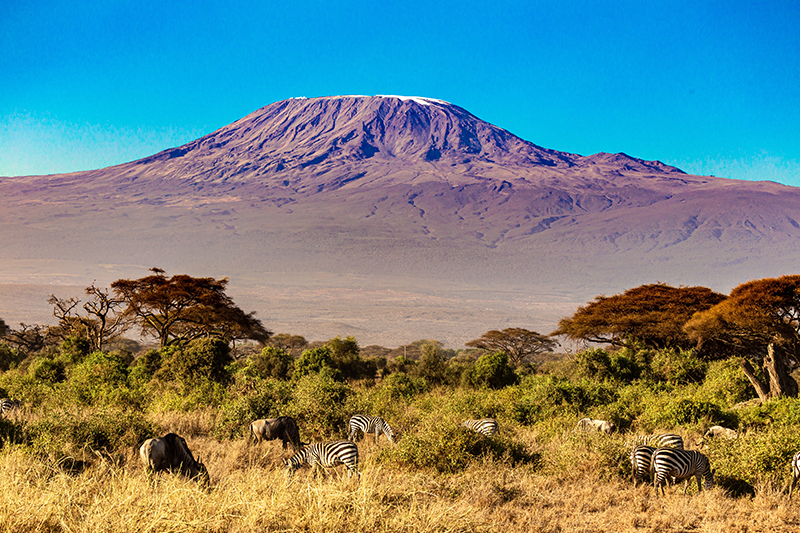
top-left (276, 415), bottom-right (499, 479)
top-left (7, 398), bottom-right (800, 495)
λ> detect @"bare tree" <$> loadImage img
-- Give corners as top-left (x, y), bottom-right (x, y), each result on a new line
top-left (48, 283), bottom-right (127, 352)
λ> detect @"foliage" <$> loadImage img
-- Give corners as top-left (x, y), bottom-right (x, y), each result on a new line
top-left (685, 275), bottom-right (800, 399)
top-left (552, 283), bottom-right (726, 349)
top-left (0, 343), bottom-right (23, 372)
top-left (293, 345), bottom-right (336, 380)
top-left (287, 372), bottom-right (353, 439)
top-left (47, 283), bottom-right (126, 352)
top-left (159, 337), bottom-right (233, 386)
top-left (647, 347), bottom-right (707, 384)
top-left (212, 375), bottom-right (293, 440)
top-left (327, 336), bottom-right (376, 381)
top-left (466, 328), bottom-right (557, 367)
top-left (463, 351), bottom-right (517, 389)
top-left (111, 268), bottom-right (271, 348)
top-left (574, 347), bottom-right (645, 383)
top-left (251, 346), bottom-right (294, 380)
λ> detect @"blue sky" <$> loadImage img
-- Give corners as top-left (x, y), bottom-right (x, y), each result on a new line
top-left (2, 0), bottom-right (799, 185)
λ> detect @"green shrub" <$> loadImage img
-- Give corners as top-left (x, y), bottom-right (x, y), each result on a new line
top-left (705, 427), bottom-right (800, 490)
top-left (288, 372), bottom-right (353, 439)
top-left (59, 336), bottom-right (92, 364)
top-left (0, 343), bottom-right (23, 372)
top-left (29, 357), bottom-right (67, 383)
top-left (574, 348), bottom-right (646, 383)
top-left (511, 375), bottom-right (617, 426)
top-left (212, 377), bottom-right (293, 440)
top-left (377, 417), bottom-right (537, 474)
top-left (160, 337), bottom-right (233, 386)
top-left (464, 351), bottom-right (516, 389)
top-left (25, 409), bottom-right (159, 457)
top-left (66, 351), bottom-right (139, 409)
top-left (648, 348), bottom-right (706, 384)
top-left (294, 345), bottom-right (338, 380)
top-left (252, 346), bottom-right (294, 380)
top-left (698, 358), bottom-right (755, 406)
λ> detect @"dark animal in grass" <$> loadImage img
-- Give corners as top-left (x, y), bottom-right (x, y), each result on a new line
top-left (249, 416), bottom-right (304, 452)
top-left (139, 433), bottom-right (208, 483)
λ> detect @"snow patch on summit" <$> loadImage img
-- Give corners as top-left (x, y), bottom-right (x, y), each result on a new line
top-left (376, 95), bottom-right (450, 106)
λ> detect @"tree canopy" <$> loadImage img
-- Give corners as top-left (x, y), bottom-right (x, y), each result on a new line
top-left (684, 275), bottom-right (800, 399)
top-left (465, 327), bottom-right (557, 367)
top-left (551, 283), bottom-right (726, 349)
top-left (111, 268), bottom-right (271, 348)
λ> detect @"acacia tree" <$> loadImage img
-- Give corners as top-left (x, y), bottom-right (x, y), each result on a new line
top-left (551, 283), bottom-right (726, 349)
top-left (684, 275), bottom-right (800, 400)
top-left (466, 327), bottom-right (557, 367)
top-left (48, 283), bottom-right (127, 352)
top-left (111, 268), bottom-right (271, 348)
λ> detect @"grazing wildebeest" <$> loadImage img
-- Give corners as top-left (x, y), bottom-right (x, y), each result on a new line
top-left (249, 416), bottom-right (303, 452)
top-left (139, 433), bottom-right (208, 483)
top-left (574, 417), bottom-right (615, 435)
top-left (699, 426), bottom-right (738, 447)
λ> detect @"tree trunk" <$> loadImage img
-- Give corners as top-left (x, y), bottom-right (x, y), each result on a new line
top-left (764, 342), bottom-right (798, 398)
top-left (741, 343), bottom-right (799, 400)
top-left (740, 358), bottom-right (771, 402)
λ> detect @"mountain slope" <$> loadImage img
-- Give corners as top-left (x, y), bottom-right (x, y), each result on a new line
top-left (1, 95), bottom-right (798, 346)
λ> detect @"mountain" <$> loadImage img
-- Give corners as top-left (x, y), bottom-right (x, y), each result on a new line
top-left (1, 95), bottom-right (799, 347)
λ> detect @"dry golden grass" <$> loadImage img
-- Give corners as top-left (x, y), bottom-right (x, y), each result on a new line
top-left (2, 432), bottom-right (800, 533)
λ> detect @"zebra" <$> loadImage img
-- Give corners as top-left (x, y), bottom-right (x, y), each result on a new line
top-left (789, 451), bottom-right (800, 496)
top-left (630, 445), bottom-right (657, 487)
top-left (633, 433), bottom-right (684, 450)
top-left (651, 448), bottom-right (714, 496)
top-left (283, 440), bottom-right (359, 479)
top-left (0, 398), bottom-right (21, 418)
top-left (348, 415), bottom-right (395, 443)
top-left (462, 419), bottom-right (499, 437)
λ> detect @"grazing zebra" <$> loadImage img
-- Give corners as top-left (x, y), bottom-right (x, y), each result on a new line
top-left (0, 398), bottom-right (21, 418)
top-left (651, 448), bottom-right (714, 496)
top-left (462, 419), bottom-right (499, 437)
top-left (789, 451), bottom-right (800, 496)
top-left (283, 440), bottom-right (359, 479)
top-left (348, 415), bottom-right (395, 443)
top-left (630, 445), bottom-right (657, 487)
top-left (633, 433), bottom-right (684, 450)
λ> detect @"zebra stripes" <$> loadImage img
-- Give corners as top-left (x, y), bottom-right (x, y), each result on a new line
top-left (633, 433), bottom-right (684, 450)
top-left (0, 398), bottom-right (21, 418)
top-left (630, 445), bottom-right (656, 487)
top-left (283, 440), bottom-right (359, 478)
top-left (789, 451), bottom-right (800, 496)
top-left (462, 419), bottom-right (499, 437)
top-left (651, 448), bottom-right (714, 496)
top-left (348, 415), bottom-right (394, 443)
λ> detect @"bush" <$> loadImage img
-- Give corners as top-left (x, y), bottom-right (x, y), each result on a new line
top-left (212, 376), bottom-right (293, 441)
top-left (511, 375), bottom-right (617, 426)
top-left (464, 351), bottom-right (516, 389)
top-left (66, 351), bottom-right (131, 407)
top-left (29, 357), bottom-right (67, 384)
top-left (575, 348), bottom-right (645, 383)
top-left (294, 345), bottom-right (337, 380)
top-left (161, 337), bottom-right (233, 386)
top-left (252, 346), bottom-right (294, 380)
top-left (25, 409), bottom-right (159, 457)
top-left (648, 348), bottom-right (706, 384)
top-left (377, 417), bottom-right (536, 474)
top-left (0, 343), bottom-right (23, 372)
top-left (288, 373), bottom-right (353, 439)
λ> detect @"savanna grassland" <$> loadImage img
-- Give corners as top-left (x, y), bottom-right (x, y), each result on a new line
top-left (2, 337), bottom-right (800, 532)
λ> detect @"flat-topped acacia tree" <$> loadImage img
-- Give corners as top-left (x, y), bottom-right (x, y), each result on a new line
top-left (685, 275), bottom-right (800, 400)
top-left (551, 283), bottom-right (726, 350)
top-left (111, 268), bottom-right (271, 348)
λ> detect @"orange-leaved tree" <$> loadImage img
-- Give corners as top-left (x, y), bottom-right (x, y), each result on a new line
top-left (551, 283), bottom-right (726, 350)
top-left (684, 275), bottom-right (800, 400)
top-left (111, 268), bottom-right (271, 348)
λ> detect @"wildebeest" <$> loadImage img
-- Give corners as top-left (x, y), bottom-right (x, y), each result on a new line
top-left (139, 433), bottom-right (208, 483)
top-left (574, 417), bottom-right (615, 434)
top-left (249, 416), bottom-right (303, 452)
top-left (699, 426), bottom-right (738, 447)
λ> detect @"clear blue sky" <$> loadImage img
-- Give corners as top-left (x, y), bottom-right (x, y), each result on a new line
top-left (2, 0), bottom-right (799, 185)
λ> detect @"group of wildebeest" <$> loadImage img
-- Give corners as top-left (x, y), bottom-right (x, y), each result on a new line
top-left (138, 414), bottom-right (500, 483)
top-left (575, 417), bottom-right (800, 496)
